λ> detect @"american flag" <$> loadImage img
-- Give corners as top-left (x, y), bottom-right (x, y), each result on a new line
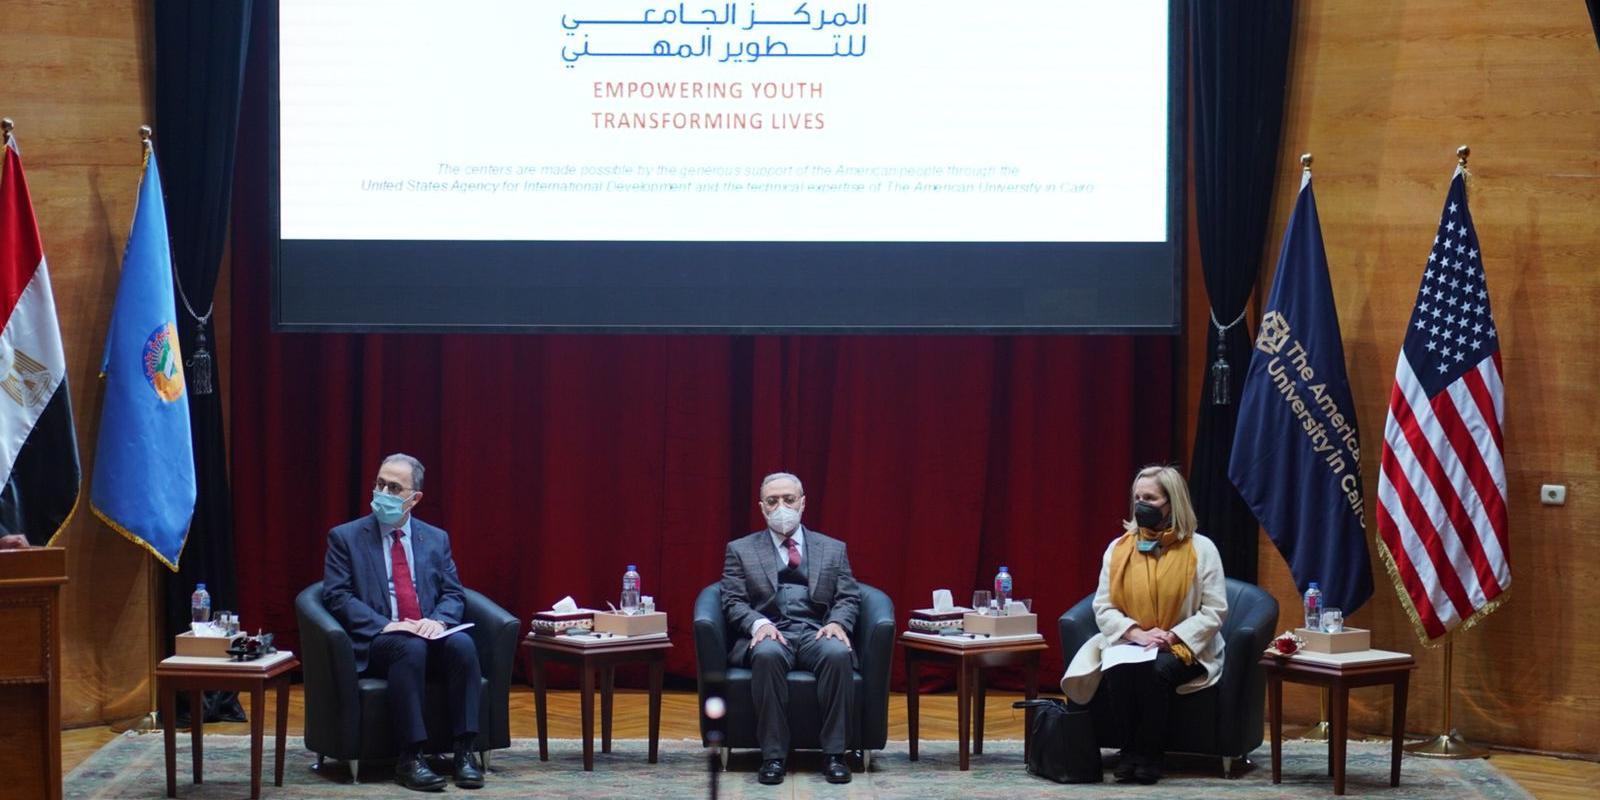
top-left (1374, 166), bottom-right (1509, 644)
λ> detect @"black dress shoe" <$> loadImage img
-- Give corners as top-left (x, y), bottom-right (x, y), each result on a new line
top-left (453, 750), bottom-right (485, 789)
top-left (394, 756), bottom-right (447, 792)
top-left (822, 753), bottom-right (852, 784)
top-left (757, 759), bottom-right (786, 785)
top-left (1113, 751), bottom-right (1139, 783)
top-left (1134, 758), bottom-right (1163, 785)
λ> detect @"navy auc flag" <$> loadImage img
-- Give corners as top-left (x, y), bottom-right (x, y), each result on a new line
top-left (1229, 165), bottom-right (1374, 616)
top-left (1375, 161), bottom-right (1508, 644)
top-left (0, 127), bottom-right (82, 546)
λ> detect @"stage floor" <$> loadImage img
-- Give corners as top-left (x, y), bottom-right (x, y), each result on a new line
top-left (61, 686), bottom-right (1598, 798)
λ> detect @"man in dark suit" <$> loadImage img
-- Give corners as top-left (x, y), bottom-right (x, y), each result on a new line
top-left (721, 472), bottom-right (860, 785)
top-left (322, 453), bottom-right (484, 792)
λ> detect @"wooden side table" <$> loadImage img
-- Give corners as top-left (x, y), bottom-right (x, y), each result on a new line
top-left (520, 635), bottom-right (671, 771)
top-left (900, 633), bottom-right (1048, 771)
top-left (157, 653), bottom-right (298, 799)
top-left (1259, 652), bottom-right (1415, 796)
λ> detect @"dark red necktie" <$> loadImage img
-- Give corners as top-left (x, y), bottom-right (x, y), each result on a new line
top-left (391, 531), bottom-right (422, 621)
top-left (782, 537), bottom-right (801, 569)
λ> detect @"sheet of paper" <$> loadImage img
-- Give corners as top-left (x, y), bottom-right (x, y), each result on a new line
top-left (415, 622), bottom-right (474, 640)
top-left (1102, 642), bottom-right (1159, 670)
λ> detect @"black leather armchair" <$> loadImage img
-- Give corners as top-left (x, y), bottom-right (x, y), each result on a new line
top-left (1057, 577), bottom-right (1279, 776)
top-left (693, 581), bottom-right (895, 767)
top-left (294, 581), bottom-right (520, 782)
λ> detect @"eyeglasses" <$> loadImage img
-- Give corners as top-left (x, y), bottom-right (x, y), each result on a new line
top-left (760, 494), bottom-right (801, 508)
top-left (374, 478), bottom-right (413, 496)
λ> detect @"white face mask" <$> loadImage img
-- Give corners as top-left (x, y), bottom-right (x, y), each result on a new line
top-left (765, 505), bottom-right (802, 536)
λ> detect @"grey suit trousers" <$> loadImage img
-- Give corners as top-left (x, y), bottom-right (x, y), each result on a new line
top-left (743, 632), bottom-right (854, 759)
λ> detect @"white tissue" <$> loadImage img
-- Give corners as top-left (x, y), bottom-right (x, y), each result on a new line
top-left (552, 596), bottom-right (580, 614)
top-left (1004, 600), bottom-right (1027, 616)
top-left (932, 589), bottom-right (954, 612)
top-left (189, 621), bottom-right (226, 637)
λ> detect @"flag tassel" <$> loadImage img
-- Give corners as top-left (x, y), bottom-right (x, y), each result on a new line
top-left (187, 330), bottom-right (214, 396)
top-left (1208, 307), bottom-right (1247, 405)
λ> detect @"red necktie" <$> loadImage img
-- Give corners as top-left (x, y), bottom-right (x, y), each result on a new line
top-left (782, 537), bottom-right (801, 569)
top-left (391, 531), bottom-right (422, 621)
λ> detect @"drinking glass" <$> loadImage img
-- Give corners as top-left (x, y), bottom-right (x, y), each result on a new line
top-left (1320, 607), bottom-right (1344, 633)
top-left (971, 590), bottom-right (992, 615)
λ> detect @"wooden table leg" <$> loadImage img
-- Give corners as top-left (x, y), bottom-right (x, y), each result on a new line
top-left (1268, 670), bottom-right (1283, 785)
top-left (249, 684), bottom-right (266, 799)
top-left (956, 658), bottom-right (971, 771)
top-left (1331, 681), bottom-right (1349, 796)
top-left (532, 651), bottom-right (549, 761)
top-left (973, 668), bottom-right (985, 756)
top-left (1391, 671), bottom-right (1409, 787)
top-left (601, 665), bottom-right (614, 754)
top-left (648, 657), bottom-right (663, 764)
top-left (275, 675), bottom-right (289, 787)
top-left (1023, 653), bottom-right (1040, 764)
top-left (580, 664), bottom-right (596, 771)
top-left (161, 680), bottom-right (177, 798)
top-left (905, 653), bottom-right (920, 761)
top-left (190, 690), bottom-right (205, 785)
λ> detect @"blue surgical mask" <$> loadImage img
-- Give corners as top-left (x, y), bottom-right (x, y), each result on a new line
top-left (371, 490), bottom-right (409, 526)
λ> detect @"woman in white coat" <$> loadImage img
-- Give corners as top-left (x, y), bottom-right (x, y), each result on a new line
top-left (1060, 465), bottom-right (1228, 784)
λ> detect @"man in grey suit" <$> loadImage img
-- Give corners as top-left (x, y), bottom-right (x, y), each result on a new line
top-left (322, 454), bottom-right (485, 792)
top-left (721, 472), bottom-right (860, 785)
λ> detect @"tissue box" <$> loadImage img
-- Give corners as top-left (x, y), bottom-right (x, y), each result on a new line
top-left (531, 610), bottom-right (594, 636)
top-left (963, 612), bottom-right (1036, 637)
top-left (1297, 626), bottom-right (1371, 653)
top-left (175, 631), bottom-right (231, 658)
top-left (592, 611), bottom-right (667, 637)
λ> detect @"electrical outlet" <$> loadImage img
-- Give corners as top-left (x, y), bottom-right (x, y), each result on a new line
top-left (1540, 484), bottom-right (1566, 506)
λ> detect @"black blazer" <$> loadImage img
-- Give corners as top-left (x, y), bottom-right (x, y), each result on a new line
top-left (321, 514), bottom-right (466, 672)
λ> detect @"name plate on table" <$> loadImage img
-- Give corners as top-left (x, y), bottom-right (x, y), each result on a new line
top-left (593, 611), bottom-right (667, 637)
top-left (963, 611), bottom-right (1036, 637)
top-left (1296, 626), bottom-right (1371, 654)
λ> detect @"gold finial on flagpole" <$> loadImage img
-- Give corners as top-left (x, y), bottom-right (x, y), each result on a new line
top-left (1, 118), bottom-right (14, 137)
top-left (1456, 145), bottom-right (1470, 166)
top-left (139, 124), bottom-right (152, 144)
top-left (1301, 153), bottom-right (1313, 169)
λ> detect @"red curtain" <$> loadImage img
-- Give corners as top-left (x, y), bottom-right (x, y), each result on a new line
top-left (229, 31), bottom-right (1177, 694)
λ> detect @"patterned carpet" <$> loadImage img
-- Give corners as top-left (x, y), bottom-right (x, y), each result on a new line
top-left (66, 734), bottom-right (1533, 799)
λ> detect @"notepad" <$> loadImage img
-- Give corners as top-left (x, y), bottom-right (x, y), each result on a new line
top-left (1102, 642), bottom-right (1158, 670)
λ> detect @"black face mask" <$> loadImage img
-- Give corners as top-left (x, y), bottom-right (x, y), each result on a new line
top-left (1134, 501), bottom-right (1168, 530)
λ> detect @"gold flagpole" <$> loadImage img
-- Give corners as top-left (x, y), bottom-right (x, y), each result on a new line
top-left (112, 125), bottom-right (164, 736)
top-left (1403, 146), bottom-right (1487, 761)
top-left (1404, 637), bottom-right (1486, 758)
top-left (1297, 690), bottom-right (1332, 741)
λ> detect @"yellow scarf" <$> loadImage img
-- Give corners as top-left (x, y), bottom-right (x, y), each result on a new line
top-left (1108, 528), bottom-right (1198, 665)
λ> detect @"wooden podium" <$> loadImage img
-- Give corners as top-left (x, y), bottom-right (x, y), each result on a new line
top-left (0, 547), bottom-right (66, 800)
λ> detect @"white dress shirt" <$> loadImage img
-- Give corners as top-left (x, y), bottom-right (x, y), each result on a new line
top-left (379, 517), bottom-right (417, 621)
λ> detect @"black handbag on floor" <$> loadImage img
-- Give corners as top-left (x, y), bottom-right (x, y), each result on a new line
top-left (1013, 698), bottom-right (1103, 783)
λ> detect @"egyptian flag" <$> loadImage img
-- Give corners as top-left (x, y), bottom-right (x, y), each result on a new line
top-left (0, 132), bottom-right (81, 545)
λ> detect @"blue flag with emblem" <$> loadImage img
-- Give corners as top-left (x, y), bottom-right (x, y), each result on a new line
top-left (90, 142), bottom-right (196, 570)
top-left (1228, 169), bottom-right (1373, 615)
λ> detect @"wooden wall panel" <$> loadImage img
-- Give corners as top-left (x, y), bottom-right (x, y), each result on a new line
top-left (1, 0), bottom-right (157, 727)
top-left (1192, 0), bottom-right (1600, 754)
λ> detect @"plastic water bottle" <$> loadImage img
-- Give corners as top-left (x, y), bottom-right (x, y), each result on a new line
top-left (993, 566), bottom-right (1013, 611)
top-left (1303, 582), bottom-right (1323, 631)
top-left (621, 565), bottom-right (641, 615)
top-left (191, 583), bottom-right (212, 624)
